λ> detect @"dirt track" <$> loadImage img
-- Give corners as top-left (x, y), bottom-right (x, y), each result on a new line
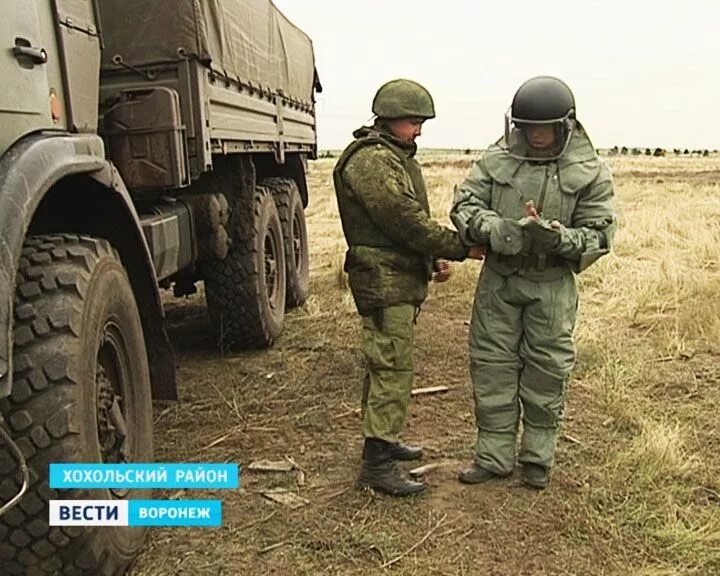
top-left (131, 289), bottom-right (614, 576)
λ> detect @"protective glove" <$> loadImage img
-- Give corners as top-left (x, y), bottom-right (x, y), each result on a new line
top-left (487, 218), bottom-right (524, 256)
top-left (522, 218), bottom-right (561, 252)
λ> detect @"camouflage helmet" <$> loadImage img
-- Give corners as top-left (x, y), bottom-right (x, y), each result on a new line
top-left (372, 79), bottom-right (436, 120)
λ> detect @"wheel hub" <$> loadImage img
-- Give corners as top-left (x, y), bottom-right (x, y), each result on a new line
top-left (96, 365), bottom-right (129, 465)
top-left (264, 230), bottom-right (279, 304)
top-left (292, 213), bottom-right (302, 267)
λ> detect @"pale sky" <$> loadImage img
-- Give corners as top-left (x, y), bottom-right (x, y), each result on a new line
top-left (273, 0), bottom-right (719, 151)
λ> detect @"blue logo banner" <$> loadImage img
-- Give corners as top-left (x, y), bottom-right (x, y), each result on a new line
top-left (49, 500), bottom-right (223, 527)
top-left (129, 500), bottom-right (222, 527)
top-left (49, 463), bottom-right (239, 489)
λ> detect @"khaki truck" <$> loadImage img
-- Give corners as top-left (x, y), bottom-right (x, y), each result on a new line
top-left (0, 1), bottom-right (320, 573)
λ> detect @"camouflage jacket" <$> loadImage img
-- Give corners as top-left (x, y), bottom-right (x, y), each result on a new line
top-left (334, 124), bottom-right (468, 315)
top-left (450, 123), bottom-right (616, 280)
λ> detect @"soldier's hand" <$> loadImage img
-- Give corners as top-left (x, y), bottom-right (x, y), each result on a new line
top-left (523, 218), bottom-right (561, 251)
top-left (433, 259), bottom-right (452, 282)
top-left (525, 200), bottom-right (540, 219)
top-left (523, 200), bottom-right (562, 250)
top-left (467, 246), bottom-right (486, 260)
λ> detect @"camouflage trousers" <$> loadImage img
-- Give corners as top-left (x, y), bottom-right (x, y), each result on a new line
top-left (469, 265), bottom-right (578, 474)
top-left (360, 304), bottom-right (416, 442)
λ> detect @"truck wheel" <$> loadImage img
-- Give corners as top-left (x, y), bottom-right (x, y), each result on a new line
top-left (0, 235), bottom-right (153, 576)
top-left (204, 187), bottom-right (286, 349)
top-left (262, 178), bottom-right (310, 308)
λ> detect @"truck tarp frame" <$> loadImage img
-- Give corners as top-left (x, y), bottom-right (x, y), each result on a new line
top-left (99, 0), bottom-right (317, 105)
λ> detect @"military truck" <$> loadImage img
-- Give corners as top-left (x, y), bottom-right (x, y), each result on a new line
top-left (0, 1), bottom-right (320, 573)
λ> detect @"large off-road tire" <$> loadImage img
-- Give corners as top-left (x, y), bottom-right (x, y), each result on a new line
top-left (0, 235), bottom-right (153, 576)
top-left (204, 187), bottom-right (287, 349)
top-left (261, 178), bottom-right (310, 308)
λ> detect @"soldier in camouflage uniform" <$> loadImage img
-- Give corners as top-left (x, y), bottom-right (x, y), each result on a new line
top-left (450, 76), bottom-right (616, 489)
top-left (333, 79), bottom-right (482, 496)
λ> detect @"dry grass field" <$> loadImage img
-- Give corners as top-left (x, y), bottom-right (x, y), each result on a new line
top-left (130, 151), bottom-right (720, 576)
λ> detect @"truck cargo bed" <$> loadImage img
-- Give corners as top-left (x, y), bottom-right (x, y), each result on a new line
top-left (98, 0), bottom-right (319, 185)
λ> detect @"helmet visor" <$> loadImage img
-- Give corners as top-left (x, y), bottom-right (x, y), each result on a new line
top-left (503, 108), bottom-right (575, 160)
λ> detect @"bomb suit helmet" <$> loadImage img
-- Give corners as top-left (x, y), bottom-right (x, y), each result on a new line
top-left (504, 76), bottom-right (576, 160)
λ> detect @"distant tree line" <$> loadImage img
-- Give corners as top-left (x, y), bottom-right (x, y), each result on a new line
top-left (606, 146), bottom-right (715, 157)
top-left (320, 147), bottom-right (716, 159)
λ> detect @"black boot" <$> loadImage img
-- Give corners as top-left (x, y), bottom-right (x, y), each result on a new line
top-left (458, 463), bottom-right (507, 484)
top-left (358, 438), bottom-right (426, 497)
top-left (522, 463), bottom-right (550, 490)
top-left (387, 442), bottom-right (423, 461)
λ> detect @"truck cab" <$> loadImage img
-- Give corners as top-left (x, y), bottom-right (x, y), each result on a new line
top-left (0, 0), bottom-right (100, 152)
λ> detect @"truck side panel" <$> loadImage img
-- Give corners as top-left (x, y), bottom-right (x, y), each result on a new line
top-left (207, 77), bottom-right (316, 148)
top-left (100, 61), bottom-right (317, 189)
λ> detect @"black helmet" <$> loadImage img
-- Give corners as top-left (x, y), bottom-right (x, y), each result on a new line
top-left (511, 76), bottom-right (575, 123)
top-left (504, 76), bottom-right (576, 160)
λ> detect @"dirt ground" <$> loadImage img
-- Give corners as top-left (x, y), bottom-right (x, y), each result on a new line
top-left (129, 152), bottom-right (720, 576)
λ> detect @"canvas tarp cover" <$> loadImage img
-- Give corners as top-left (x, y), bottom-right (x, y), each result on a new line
top-left (99, 0), bottom-right (316, 103)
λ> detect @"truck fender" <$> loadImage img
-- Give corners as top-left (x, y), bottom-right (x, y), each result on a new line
top-left (0, 133), bottom-right (176, 400)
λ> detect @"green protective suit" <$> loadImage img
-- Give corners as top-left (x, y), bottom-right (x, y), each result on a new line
top-left (450, 123), bottom-right (616, 473)
top-left (334, 123), bottom-right (468, 442)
